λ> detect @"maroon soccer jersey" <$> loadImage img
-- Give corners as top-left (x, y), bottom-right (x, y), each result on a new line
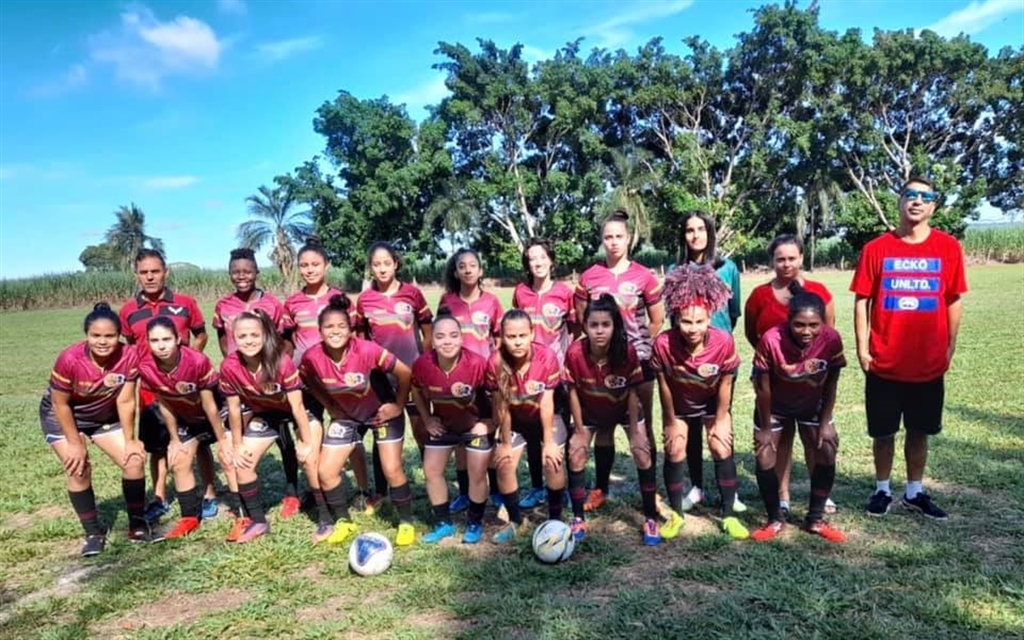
top-left (563, 339), bottom-right (643, 428)
top-left (512, 281), bottom-right (575, 367)
top-left (485, 343), bottom-right (561, 425)
top-left (138, 346), bottom-right (219, 424)
top-left (744, 279), bottom-right (834, 342)
top-left (214, 290), bottom-right (293, 355)
top-left (354, 283), bottom-right (433, 367)
top-left (574, 262), bottom-right (662, 361)
top-left (119, 290), bottom-right (205, 347)
top-left (438, 291), bottom-right (504, 361)
top-left (412, 349), bottom-right (488, 432)
top-left (284, 287), bottom-right (347, 364)
top-left (753, 324), bottom-right (846, 419)
top-left (299, 338), bottom-right (398, 424)
top-left (219, 352), bottom-right (303, 415)
top-left (46, 341), bottom-right (140, 424)
top-left (650, 327), bottom-right (740, 417)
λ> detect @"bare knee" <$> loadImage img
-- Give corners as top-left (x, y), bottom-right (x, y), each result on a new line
top-left (663, 430), bottom-right (687, 462)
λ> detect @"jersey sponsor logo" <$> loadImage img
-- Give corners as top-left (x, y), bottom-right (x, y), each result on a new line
top-left (175, 381), bottom-right (197, 394)
top-left (395, 302), bottom-right (414, 315)
top-left (166, 306), bottom-right (186, 315)
top-left (696, 363), bottom-right (720, 378)
top-left (343, 372), bottom-right (366, 387)
top-left (450, 382), bottom-right (474, 398)
top-left (541, 303), bottom-right (563, 319)
top-left (525, 380), bottom-right (547, 395)
top-left (603, 374), bottom-right (628, 389)
top-left (471, 311), bottom-right (491, 327)
top-left (804, 359), bottom-right (829, 374)
top-left (103, 373), bottom-right (127, 388)
top-left (882, 277), bottom-right (941, 292)
top-left (262, 382), bottom-right (283, 395)
top-left (618, 282), bottom-right (638, 296)
top-left (882, 296), bottom-right (940, 312)
top-left (882, 258), bottom-right (941, 273)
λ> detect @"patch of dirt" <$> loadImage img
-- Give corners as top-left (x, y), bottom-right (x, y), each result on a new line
top-left (0, 561), bottom-right (116, 625)
top-left (925, 479), bottom-right (987, 499)
top-left (93, 588), bottom-right (250, 637)
top-left (0, 505), bottom-right (65, 530)
top-left (407, 610), bottom-right (474, 633)
top-left (296, 593), bottom-right (357, 624)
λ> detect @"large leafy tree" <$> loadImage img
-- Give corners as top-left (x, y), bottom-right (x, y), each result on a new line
top-left (78, 243), bottom-right (120, 272)
top-left (104, 203), bottom-right (164, 271)
top-left (236, 184), bottom-right (313, 283)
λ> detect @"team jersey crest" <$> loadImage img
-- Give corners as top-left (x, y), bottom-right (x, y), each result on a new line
top-left (103, 373), bottom-right (127, 388)
top-left (697, 363), bottom-right (721, 378)
top-left (604, 374), bottom-right (628, 389)
top-left (175, 381), bottom-right (197, 394)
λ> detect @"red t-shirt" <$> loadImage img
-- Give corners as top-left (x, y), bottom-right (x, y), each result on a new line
top-left (574, 262), bottom-right (662, 361)
top-left (214, 290), bottom-right (293, 356)
top-left (650, 327), bottom-right (740, 417)
top-left (411, 349), bottom-right (488, 432)
top-left (438, 291), bottom-right (504, 361)
top-left (219, 352), bottom-right (302, 416)
top-left (354, 283), bottom-right (433, 367)
top-left (512, 282), bottom-right (575, 367)
top-left (745, 279), bottom-right (834, 342)
top-left (563, 339), bottom-right (643, 428)
top-left (284, 287), bottom-right (347, 365)
top-left (485, 343), bottom-right (561, 426)
top-left (46, 341), bottom-right (140, 424)
top-left (138, 346), bottom-right (219, 423)
top-left (850, 229), bottom-right (967, 382)
top-left (299, 338), bottom-right (398, 424)
top-left (119, 289), bottom-right (205, 347)
top-left (753, 324), bottom-right (846, 419)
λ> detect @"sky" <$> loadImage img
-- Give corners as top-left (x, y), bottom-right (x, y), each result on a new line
top-left (0, 0), bottom-right (1021, 279)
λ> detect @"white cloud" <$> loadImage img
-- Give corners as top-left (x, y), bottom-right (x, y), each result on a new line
top-left (218, 0), bottom-right (247, 16)
top-left (141, 175), bottom-right (200, 189)
top-left (255, 36), bottom-right (323, 62)
top-left (25, 64), bottom-right (88, 98)
top-left (585, 0), bottom-right (694, 48)
top-left (393, 75), bottom-right (449, 118)
top-left (926, 0), bottom-right (1024, 38)
top-left (88, 6), bottom-right (223, 90)
top-left (0, 162), bottom-right (75, 181)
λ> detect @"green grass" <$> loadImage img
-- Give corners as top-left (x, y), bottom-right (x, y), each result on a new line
top-left (1, 266), bottom-right (1022, 638)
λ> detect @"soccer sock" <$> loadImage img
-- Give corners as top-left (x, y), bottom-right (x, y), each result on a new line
top-left (686, 420), bottom-right (704, 489)
top-left (569, 469), bottom-right (587, 518)
top-left (905, 480), bottom-right (923, 500)
top-left (372, 445), bottom-right (388, 498)
top-left (238, 481), bottom-right (266, 524)
top-left (276, 437), bottom-right (299, 497)
top-left (546, 487), bottom-right (564, 521)
top-left (390, 482), bottom-right (413, 522)
top-left (467, 500), bottom-right (486, 525)
top-left (232, 492), bottom-right (249, 518)
top-left (808, 464), bottom-right (836, 523)
top-left (69, 488), bottom-right (104, 536)
top-left (322, 483), bottom-right (350, 522)
top-left (664, 459), bottom-right (686, 514)
top-left (502, 492), bottom-right (522, 525)
top-left (313, 488), bottom-right (331, 525)
top-left (432, 501), bottom-right (451, 525)
top-left (876, 478), bottom-right (891, 495)
top-left (714, 457), bottom-right (739, 517)
top-left (756, 466), bottom-right (782, 523)
top-left (177, 486), bottom-right (201, 519)
top-left (456, 469), bottom-right (470, 497)
top-left (595, 444), bottom-right (614, 494)
top-left (488, 468), bottom-right (500, 495)
top-left (638, 466), bottom-right (658, 520)
top-left (527, 438), bottom-right (544, 490)
top-left (121, 477), bottom-right (146, 526)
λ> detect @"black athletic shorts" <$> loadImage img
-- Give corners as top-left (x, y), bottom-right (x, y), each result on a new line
top-left (865, 373), bottom-right (944, 438)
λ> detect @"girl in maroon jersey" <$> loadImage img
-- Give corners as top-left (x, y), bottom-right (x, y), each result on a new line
top-left (220, 311), bottom-right (321, 543)
top-left (565, 294), bottom-right (660, 545)
top-left (750, 291), bottom-right (846, 543)
top-left (39, 303), bottom-right (152, 556)
top-left (213, 248), bottom-right (292, 357)
top-left (573, 210), bottom-right (665, 513)
top-left (652, 265), bottom-right (749, 541)
top-left (139, 318), bottom-right (237, 540)
top-left (300, 295), bottom-right (416, 547)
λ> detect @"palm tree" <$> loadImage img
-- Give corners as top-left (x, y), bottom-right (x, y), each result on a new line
top-left (603, 147), bottom-right (656, 250)
top-left (237, 185), bottom-right (313, 284)
top-left (104, 203), bottom-right (165, 271)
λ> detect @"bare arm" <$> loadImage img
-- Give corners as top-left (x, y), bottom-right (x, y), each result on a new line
top-left (946, 298), bottom-right (963, 364)
top-left (647, 300), bottom-right (666, 341)
top-left (854, 296), bottom-right (872, 372)
top-left (744, 312), bottom-right (760, 350)
top-left (655, 372), bottom-right (677, 429)
top-left (191, 330), bottom-right (208, 354)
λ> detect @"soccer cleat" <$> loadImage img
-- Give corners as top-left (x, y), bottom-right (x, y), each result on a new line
top-left (732, 494), bottom-right (749, 513)
top-left (81, 534), bottom-right (106, 557)
top-left (866, 490), bottom-right (893, 517)
top-left (395, 522), bottom-right (416, 547)
top-left (750, 521), bottom-right (785, 542)
top-left (366, 494), bottom-right (388, 515)
top-left (491, 522), bottom-right (519, 544)
top-left (721, 516), bottom-right (750, 540)
top-left (226, 517), bottom-right (251, 542)
top-left (583, 488), bottom-right (607, 512)
top-left (279, 495), bottom-right (301, 519)
top-left (824, 497), bottom-right (838, 515)
top-left (143, 498), bottom-right (172, 524)
top-left (463, 522), bottom-right (484, 544)
top-left (570, 517), bottom-right (587, 542)
top-left (312, 523), bottom-right (335, 545)
top-left (661, 511), bottom-right (685, 540)
top-left (681, 486), bottom-right (704, 512)
top-left (804, 519), bottom-right (847, 543)
top-left (165, 516), bottom-right (201, 540)
top-left (642, 519), bottom-right (661, 546)
top-left (449, 494), bottom-right (471, 513)
top-left (519, 487), bottom-right (547, 509)
top-left (326, 521), bottom-right (358, 545)
top-left (128, 521), bottom-right (166, 544)
top-left (235, 521), bottom-right (269, 543)
top-left (201, 498), bottom-right (219, 520)
top-left (490, 493), bottom-right (504, 509)
top-left (902, 493), bottom-right (948, 520)
top-left (422, 522), bottom-right (457, 544)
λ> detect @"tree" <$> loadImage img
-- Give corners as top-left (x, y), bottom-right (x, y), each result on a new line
top-left (78, 244), bottom-right (120, 272)
top-left (104, 203), bottom-right (164, 271)
top-left (236, 184), bottom-right (313, 283)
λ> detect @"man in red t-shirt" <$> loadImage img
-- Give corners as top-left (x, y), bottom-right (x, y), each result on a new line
top-left (850, 176), bottom-right (967, 521)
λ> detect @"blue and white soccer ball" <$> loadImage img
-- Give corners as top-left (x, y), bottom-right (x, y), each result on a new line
top-left (348, 532), bottom-right (394, 576)
top-left (532, 519), bottom-right (575, 564)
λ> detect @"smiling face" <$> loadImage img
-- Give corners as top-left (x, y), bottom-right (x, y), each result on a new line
top-left (684, 216), bottom-right (708, 259)
top-left (899, 180), bottom-right (938, 227)
top-left (772, 242), bottom-right (803, 281)
top-left (501, 317), bottom-right (533, 363)
top-left (602, 220), bottom-right (630, 263)
top-left (676, 305), bottom-right (710, 347)
top-left (229, 258), bottom-right (259, 294)
top-left (135, 257), bottom-right (168, 296)
top-left (86, 318), bottom-right (120, 361)
top-left (584, 310), bottom-right (615, 352)
top-left (370, 248), bottom-right (398, 288)
top-left (432, 317), bottom-right (463, 361)
top-left (233, 317), bottom-right (265, 358)
top-left (146, 325), bottom-right (179, 362)
top-left (319, 310), bottom-right (352, 352)
top-left (789, 308), bottom-right (824, 347)
top-left (298, 250), bottom-right (329, 288)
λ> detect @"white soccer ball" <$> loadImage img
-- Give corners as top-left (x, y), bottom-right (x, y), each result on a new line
top-left (348, 532), bottom-right (394, 576)
top-left (532, 519), bottom-right (575, 564)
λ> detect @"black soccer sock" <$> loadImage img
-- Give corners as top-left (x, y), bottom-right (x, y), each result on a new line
top-left (595, 444), bottom-right (614, 494)
top-left (456, 469), bottom-right (470, 497)
top-left (756, 466), bottom-right (782, 523)
top-left (232, 491), bottom-right (248, 518)
top-left (638, 466), bottom-right (658, 520)
top-left (177, 486), bottom-right (201, 519)
top-left (238, 480), bottom-right (266, 524)
top-left (502, 491), bottom-right (522, 525)
top-left (664, 459), bottom-right (686, 514)
top-left (323, 483), bottom-right (350, 522)
top-left (527, 437), bottom-right (544, 490)
top-left (487, 468), bottom-right (500, 495)
top-left (714, 457), bottom-right (739, 517)
top-left (390, 482), bottom-right (413, 522)
top-left (432, 501), bottom-right (451, 525)
top-left (121, 477), bottom-right (146, 525)
top-left (372, 445), bottom-right (388, 498)
top-left (69, 488), bottom-right (104, 536)
top-left (276, 436), bottom-right (299, 497)
top-left (569, 469), bottom-right (587, 518)
top-left (313, 488), bottom-right (332, 525)
top-left (686, 420), bottom-right (704, 489)
top-left (546, 487), bottom-right (564, 521)
top-left (807, 464), bottom-right (836, 523)
top-left (468, 500), bottom-right (486, 525)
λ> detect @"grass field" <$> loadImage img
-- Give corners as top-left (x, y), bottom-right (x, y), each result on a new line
top-left (1, 266), bottom-right (1022, 639)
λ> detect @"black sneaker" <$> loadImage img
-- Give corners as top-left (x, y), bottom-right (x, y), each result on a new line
top-left (902, 492), bottom-right (948, 520)
top-left (866, 490), bottom-right (892, 516)
top-left (128, 520), bottom-right (166, 544)
top-left (81, 534), bottom-right (106, 557)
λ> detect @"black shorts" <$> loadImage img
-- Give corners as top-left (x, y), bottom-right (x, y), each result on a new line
top-left (323, 416), bottom-right (405, 448)
top-left (640, 359), bottom-right (656, 383)
top-left (512, 415), bottom-right (569, 450)
top-left (39, 396), bottom-right (122, 445)
top-left (243, 411), bottom-right (321, 440)
top-left (139, 404), bottom-right (170, 453)
top-left (425, 430), bottom-right (493, 452)
top-left (865, 373), bottom-right (945, 438)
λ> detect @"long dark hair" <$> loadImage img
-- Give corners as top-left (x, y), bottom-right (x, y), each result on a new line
top-left (521, 238), bottom-right (555, 286)
top-left (444, 247), bottom-right (483, 295)
top-left (367, 241), bottom-right (403, 291)
top-left (234, 310), bottom-right (282, 384)
top-left (83, 302), bottom-right (121, 334)
top-left (768, 234), bottom-right (806, 295)
top-left (583, 293), bottom-right (627, 370)
top-left (495, 309), bottom-right (533, 427)
top-left (318, 294), bottom-right (352, 328)
top-left (680, 210), bottom-right (723, 268)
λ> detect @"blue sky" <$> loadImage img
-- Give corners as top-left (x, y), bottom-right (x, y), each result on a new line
top-left (1, 0), bottom-right (1021, 279)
